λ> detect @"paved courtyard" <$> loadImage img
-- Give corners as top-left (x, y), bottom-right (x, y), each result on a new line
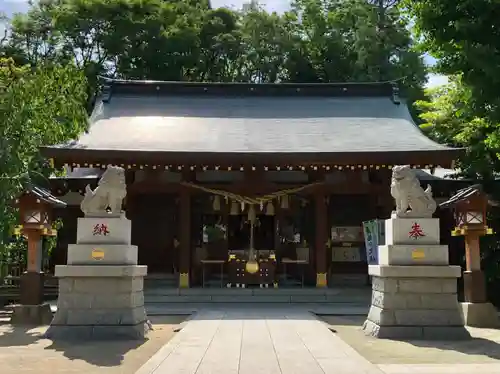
top-left (3, 305), bottom-right (500, 373)
top-left (136, 309), bottom-right (382, 374)
top-left (136, 309), bottom-right (500, 374)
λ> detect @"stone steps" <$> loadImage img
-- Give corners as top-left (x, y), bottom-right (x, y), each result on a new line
top-left (143, 287), bottom-right (371, 304)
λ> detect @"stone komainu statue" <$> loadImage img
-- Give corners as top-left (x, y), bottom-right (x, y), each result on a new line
top-left (80, 165), bottom-right (127, 216)
top-left (390, 165), bottom-right (437, 218)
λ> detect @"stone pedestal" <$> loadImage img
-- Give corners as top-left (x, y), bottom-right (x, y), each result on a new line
top-left (10, 271), bottom-right (52, 325)
top-left (45, 215), bottom-right (150, 340)
top-left (10, 304), bottom-right (53, 325)
top-left (460, 302), bottom-right (499, 328)
top-left (460, 270), bottom-right (498, 328)
top-left (363, 217), bottom-right (470, 340)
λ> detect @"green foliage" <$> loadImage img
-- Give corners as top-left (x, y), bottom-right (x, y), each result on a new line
top-left (2, 0), bottom-right (427, 89)
top-left (416, 76), bottom-right (500, 180)
top-left (403, 0), bottom-right (500, 122)
top-left (0, 58), bottom-right (88, 252)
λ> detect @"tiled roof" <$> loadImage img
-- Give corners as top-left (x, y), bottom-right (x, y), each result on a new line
top-left (26, 185), bottom-right (67, 207)
top-left (46, 80), bottom-right (455, 156)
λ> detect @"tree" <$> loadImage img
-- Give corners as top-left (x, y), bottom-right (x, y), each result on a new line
top-left (0, 58), bottom-right (88, 248)
top-left (289, 0), bottom-right (427, 92)
top-left (403, 0), bottom-right (500, 123)
top-left (416, 76), bottom-right (500, 181)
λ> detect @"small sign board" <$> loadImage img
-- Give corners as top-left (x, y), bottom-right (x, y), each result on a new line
top-left (411, 249), bottom-right (425, 260)
top-left (363, 220), bottom-right (379, 265)
top-left (91, 248), bottom-right (105, 260)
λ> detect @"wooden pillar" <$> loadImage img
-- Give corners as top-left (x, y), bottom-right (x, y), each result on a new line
top-left (315, 193), bottom-right (328, 287)
top-left (21, 229), bottom-right (44, 305)
top-left (463, 231), bottom-right (487, 303)
top-left (178, 188), bottom-right (191, 288)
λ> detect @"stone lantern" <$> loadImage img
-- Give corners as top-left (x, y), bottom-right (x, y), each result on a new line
top-left (441, 185), bottom-right (498, 327)
top-left (10, 185), bottom-right (66, 325)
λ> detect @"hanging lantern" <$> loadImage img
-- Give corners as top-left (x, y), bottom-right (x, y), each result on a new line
top-left (248, 205), bottom-right (256, 223)
top-left (230, 200), bottom-right (239, 215)
top-left (212, 195), bottom-right (221, 211)
top-left (266, 201), bottom-right (275, 216)
top-left (280, 195), bottom-right (289, 209)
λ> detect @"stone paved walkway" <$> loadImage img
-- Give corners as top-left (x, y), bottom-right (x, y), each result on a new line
top-left (136, 309), bottom-right (382, 374)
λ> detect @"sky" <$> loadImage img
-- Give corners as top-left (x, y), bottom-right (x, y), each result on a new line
top-left (1, 0), bottom-right (447, 87)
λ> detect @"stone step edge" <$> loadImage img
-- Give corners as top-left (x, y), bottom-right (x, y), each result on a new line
top-left (55, 265), bottom-right (147, 277)
top-left (369, 265), bottom-right (461, 278)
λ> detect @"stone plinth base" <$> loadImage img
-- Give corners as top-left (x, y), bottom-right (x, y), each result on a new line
top-left (77, 216), bottom-right (131, 245)
top-left (460, 302), bottom-right (499, 328)
top-left (385, 218), bottom-right (440, 245)
top-left (363, 265), bottom-right (470, 340)
top-left (363, 319), bottom-right (470, 340)
top-left (45, 265), bottom-right (151, 341)
top-left (378, 244), bottom-right (449, 266)
top-left (9, 303), bottom-right (53, 325)
top-left (67, 244), bottom-right (138, 265)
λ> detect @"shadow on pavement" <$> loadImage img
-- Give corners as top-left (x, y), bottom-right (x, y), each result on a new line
top-left (322, 314), bottom-right (500, 361)
top-left (407, 336), bottom-right (500, 361)
top-left (0, 325), bottom-right (44, 347)
top-left (43, 338), bottom-right (147, 367)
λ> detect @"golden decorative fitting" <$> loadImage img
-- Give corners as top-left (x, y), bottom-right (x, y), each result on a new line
top-left (179, 273), bottom-right (190, 288)
top-left (246, 260), bottom-right (259, 274)
top-left (316, 273), bottom-right (328, 288)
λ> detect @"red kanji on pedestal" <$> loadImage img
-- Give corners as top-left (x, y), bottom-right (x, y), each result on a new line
top-left (408, 222), bottom-right (425, 239)
top-left (93, 223), bottom-right (110, 236)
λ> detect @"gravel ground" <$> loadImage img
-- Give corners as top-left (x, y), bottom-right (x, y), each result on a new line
top-left (0, 315), bottom-right (187, 374)
top-left (319, 315), bottom-right (500, 365)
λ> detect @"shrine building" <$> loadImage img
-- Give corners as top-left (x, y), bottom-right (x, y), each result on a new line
top-left (41, 79), bottom-right (462, 288)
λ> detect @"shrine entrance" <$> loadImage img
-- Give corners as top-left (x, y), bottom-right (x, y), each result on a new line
top-left (129, 194), bottom-right (179, 274)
